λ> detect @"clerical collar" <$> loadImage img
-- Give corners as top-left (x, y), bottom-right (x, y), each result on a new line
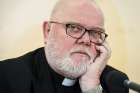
top-left (62, 78), bottom-right (77, 86)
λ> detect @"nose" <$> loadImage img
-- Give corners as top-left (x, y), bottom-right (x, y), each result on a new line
top-left (76, 31), bottom-right (91, 46)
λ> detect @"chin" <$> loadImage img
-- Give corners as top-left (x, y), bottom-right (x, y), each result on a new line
top-left (53, 57), bottom-right (89, 79)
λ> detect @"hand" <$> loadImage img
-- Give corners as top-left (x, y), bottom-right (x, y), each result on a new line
top-left (79, 42), bottom-right (111, 92)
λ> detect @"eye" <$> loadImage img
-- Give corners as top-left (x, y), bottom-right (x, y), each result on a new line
top-left (66, 24), bottom-right (83, 33)
top-left (90, 31), bottom-right (101, 39)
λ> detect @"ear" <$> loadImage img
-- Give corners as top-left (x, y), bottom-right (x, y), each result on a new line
top-left (43, 21), bottom-right (50, 43)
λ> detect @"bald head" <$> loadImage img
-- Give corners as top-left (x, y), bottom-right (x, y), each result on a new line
top-left (50, 0), bottom-right (104, 28)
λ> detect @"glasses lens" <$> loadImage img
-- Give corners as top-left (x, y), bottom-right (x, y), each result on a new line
top-left (90, 31), bottom-right (106, 44)
top-left (66, 24), bottom-right (85, 38)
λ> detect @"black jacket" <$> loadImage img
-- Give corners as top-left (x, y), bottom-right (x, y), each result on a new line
top-left (0, 47), bottom-right (129, 93)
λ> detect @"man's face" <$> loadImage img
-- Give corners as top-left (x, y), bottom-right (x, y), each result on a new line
top-left (44, 1), bottom-right (104, 79)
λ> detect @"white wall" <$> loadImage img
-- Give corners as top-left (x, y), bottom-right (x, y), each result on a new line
top-left (0, 0), bottom-right (56, 59)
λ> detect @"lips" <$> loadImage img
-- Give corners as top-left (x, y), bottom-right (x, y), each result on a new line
top-left (70, 51), bottom-right (91, 60)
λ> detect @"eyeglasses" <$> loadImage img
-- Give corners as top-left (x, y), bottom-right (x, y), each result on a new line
top-left (49, 21), bottom-right (108, 45)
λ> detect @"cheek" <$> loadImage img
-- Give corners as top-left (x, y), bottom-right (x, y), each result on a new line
top-left (52, 27), bottom-right (75, 56)
top-left (57, 36), bottom-right (75, 55)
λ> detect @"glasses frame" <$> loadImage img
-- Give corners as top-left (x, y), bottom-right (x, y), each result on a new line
top-left (49, 21), bottom-right (108, 45)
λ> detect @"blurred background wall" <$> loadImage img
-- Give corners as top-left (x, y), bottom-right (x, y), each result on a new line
top-left (0, 0), bottom-right (140, 92)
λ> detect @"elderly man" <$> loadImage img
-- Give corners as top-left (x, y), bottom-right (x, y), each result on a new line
top-left (0, 0), bottom-right (129, 93)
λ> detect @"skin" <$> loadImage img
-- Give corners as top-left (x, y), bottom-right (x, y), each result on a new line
top-left (43, 0), bottom-right (111, 92)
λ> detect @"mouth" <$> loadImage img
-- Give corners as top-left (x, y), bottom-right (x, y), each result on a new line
top-left (70, 51), bottom-right (91, 61)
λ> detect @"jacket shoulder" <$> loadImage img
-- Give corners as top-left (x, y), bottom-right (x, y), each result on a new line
top-left (0, 47), bottom-right (44, 71)
top-left (0, 48), bottom-right (44, 93)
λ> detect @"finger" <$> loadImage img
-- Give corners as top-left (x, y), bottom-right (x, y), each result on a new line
top-left (95, 41), bottom-right (111, 61)
top-left (102, 41), bottom-right (112, 56)
top-left (92, 42), bottom-right (111, 71)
